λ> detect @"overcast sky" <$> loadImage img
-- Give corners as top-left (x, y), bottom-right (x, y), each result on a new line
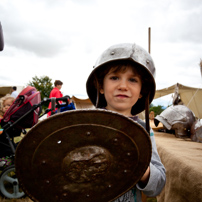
top-left (0, 0), bottom-right (202, 106)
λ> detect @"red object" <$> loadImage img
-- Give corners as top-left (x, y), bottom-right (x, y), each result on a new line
top-left (47, 87), bottom-right (63, 117)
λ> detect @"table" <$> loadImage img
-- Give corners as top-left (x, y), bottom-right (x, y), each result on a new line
top-left (154, 131), bottom-right (202, 202)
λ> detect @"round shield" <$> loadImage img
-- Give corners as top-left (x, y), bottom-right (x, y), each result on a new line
top-left (15, 109), bottom-right (151, 202)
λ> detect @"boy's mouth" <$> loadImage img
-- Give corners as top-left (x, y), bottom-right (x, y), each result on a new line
top-left (116, 94), bottom-right (129, 98)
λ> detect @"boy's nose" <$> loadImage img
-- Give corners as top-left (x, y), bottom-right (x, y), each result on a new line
top-left (118, 79), bottom-right (128, 90)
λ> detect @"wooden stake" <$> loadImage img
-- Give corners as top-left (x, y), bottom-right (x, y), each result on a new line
top-left (148, 27), bottom-right (151, 54)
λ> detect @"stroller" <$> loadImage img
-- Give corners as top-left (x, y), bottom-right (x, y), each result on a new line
top-left (0, 86), bottom-right (69, 199)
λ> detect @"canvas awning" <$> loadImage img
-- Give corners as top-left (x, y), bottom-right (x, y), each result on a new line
top-left (0, 86), bottom-right (25, 98)
top-left (72, 96), bottom-right (95, 109)
top-left (0, 86), bottom-right (12, 98)
top-left (154, 83), bottom-right (202, 119)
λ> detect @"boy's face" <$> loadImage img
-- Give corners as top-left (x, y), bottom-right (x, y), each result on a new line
top-left (56, 85), bottom-right (62, 90)
top-left (100, 67), bottom-right (142, 117)
top-left (3, 98), bottom-right (13, 113)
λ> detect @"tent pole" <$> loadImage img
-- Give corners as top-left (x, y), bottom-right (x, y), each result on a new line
top-left (148, 27), bottom-right (151, 54)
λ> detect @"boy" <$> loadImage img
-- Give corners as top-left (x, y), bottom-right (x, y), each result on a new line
top-left (47, 80), bottom-right (63, 117)
top-left (86, 43), bottom-right (166, 202)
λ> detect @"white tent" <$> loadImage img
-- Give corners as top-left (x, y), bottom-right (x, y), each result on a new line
top-left (72, 96), bottom-right (95, 109)
top-left (154, 83), bottom-right (202, 119)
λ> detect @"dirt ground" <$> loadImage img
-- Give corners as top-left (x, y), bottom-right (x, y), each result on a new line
top-left (0, 197), bottom-right (33, 202)
top-left (0, 195), bottom-right (157, 202)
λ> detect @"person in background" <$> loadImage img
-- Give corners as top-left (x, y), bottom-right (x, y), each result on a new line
top-left (58, 95), bottom-right (76, 112)
top-left (11, 86), bottom-right (18, 98)
top-left (47, 80), bottom-right (63, 117)
top-left (0, 100), bottom-right (3, 119)
top-left (0, 95), bottom-right (16, 158)
top-left (0, 94), bottom-right (15, 119)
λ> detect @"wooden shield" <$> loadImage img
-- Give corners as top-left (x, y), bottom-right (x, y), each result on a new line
top-left (15, 109), bottom-right (151, 202)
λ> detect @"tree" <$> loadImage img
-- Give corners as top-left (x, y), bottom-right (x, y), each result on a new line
top-left (28, 75), bottom-right (53, 110)
top-left (149, 105), bottom-right (165, 117)
top-left (149, 103), bottom-right (154, 108)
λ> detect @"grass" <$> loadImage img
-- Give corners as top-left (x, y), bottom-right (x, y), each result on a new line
top-left (147, 198), bottom-right (157, 202)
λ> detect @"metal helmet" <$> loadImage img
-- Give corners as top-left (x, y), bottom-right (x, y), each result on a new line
top-left (154, 105), bottom-right (196, 138)
top-left (86, 43), bottom-right (156, 115)
top-left (190, 119), bottom-right (202, 143)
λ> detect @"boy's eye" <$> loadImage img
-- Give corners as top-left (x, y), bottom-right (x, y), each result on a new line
top-left (110, 76), bottom-right (119, 80)
top-left (129, 78), bottom-right (138, 82)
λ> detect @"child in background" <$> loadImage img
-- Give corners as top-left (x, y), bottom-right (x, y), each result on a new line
top-left (86, 43), bottom-right (166, 202)
top-left (47, 80), bottom-right (63, 117)
top-left (0, 106), bottom-right (3, 119)
top-left (59, 95), bottom-right (76, 112)
top-left (0, 94), bottom-right (15, 119)
top-left (0, 95), bottom-right (15, 154)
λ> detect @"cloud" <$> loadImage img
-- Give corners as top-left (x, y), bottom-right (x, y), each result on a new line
top-left (0, 0), bottom-right (202, 105)
top-left (0, 0), bottom-right (80, 57)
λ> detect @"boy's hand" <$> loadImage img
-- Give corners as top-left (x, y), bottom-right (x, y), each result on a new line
top-left (139, 166), bottom-right (150, 187)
